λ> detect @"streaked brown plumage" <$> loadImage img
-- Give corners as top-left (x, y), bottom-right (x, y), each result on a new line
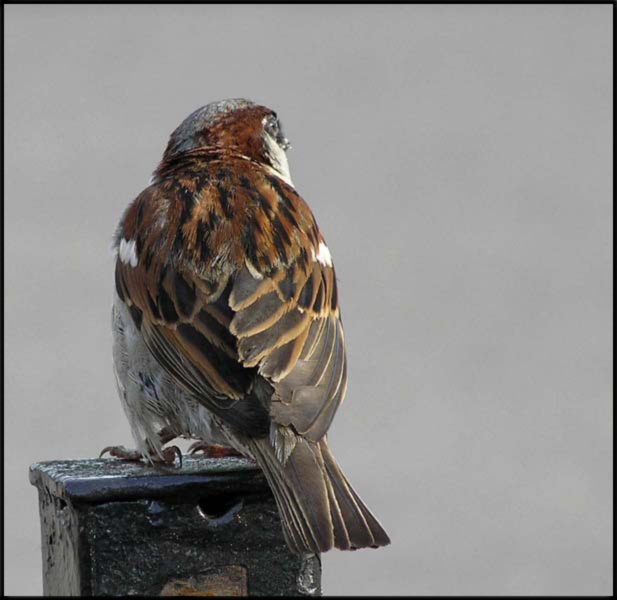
top-left (110, 99), bottom-right (390, 554)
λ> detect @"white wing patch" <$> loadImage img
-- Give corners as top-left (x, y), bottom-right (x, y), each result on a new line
top-left (119, 238), bottom-right (139, 267)
top-left (311, 241), bottom-right (333, 267)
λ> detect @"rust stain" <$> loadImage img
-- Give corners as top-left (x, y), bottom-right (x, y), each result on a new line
top-left (160, 566), bottom-right (248, 596)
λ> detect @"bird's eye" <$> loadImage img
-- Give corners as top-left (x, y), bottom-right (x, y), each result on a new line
top-left (265, 116), bottom-right (279, 136)
top-left (264, 114), bottom-right (291, 151)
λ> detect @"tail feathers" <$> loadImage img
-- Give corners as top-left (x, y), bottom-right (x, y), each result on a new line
top-left (248, 436), bottom-right (391, 554)
top-left (320, 440), bottom-right (392, 549)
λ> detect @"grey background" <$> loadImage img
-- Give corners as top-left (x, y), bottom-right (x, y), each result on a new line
top-left (4, 5), bottom-right (612, 596)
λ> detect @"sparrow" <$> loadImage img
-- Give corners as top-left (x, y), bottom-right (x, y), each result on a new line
top-left (107, 98), bottom-right (391, 554)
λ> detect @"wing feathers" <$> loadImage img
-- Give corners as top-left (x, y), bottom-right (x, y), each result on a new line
top-left (230, 291), bottom-right (290, 338)
top-left (238, 308), bottom-right (311, 366)
top-left (115, 161), bottom-right (347, 446)
top-left (193, 309), bottom-right (238, 358)
top-left (174, 323), bottom-right (246, 399)
top-left (229, 264), bottom-right (277, 311)
top-left (259, 323), bottom-right (311, 382)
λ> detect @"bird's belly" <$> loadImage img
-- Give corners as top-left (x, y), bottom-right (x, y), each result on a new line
top-left (111, 294), bottom-right (231, 454)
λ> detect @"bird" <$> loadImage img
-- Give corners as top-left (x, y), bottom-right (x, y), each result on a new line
top-left (106, 98), bottom-right (391, 554)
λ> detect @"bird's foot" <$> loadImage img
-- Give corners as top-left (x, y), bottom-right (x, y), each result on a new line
top-left (99, 444), bottom-right (183, 467)
top-left (99, 426), bottom-right (182, 465)
top-left (99, 445), bottom-right (143, 461)
top-left (188, 442), bottom-right (243, 459)
top-left (156, 445), bottom-right (183, 467)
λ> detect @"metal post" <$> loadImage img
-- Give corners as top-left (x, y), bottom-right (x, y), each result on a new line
top-left (29, 456), bottom-right (321, 596)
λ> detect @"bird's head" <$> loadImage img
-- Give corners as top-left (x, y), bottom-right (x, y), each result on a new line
top-left (160, 98), bottom-right (293, 185)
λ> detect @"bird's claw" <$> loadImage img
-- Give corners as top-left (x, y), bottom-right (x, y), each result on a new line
top-left (188, 442), bottom-right (242, 458)
top-left (99, 445), bottom-right (143, 461)
top-left (99, 444), bottom-right (183, 467)
top-left (161, 445), bottom-right (183, 467)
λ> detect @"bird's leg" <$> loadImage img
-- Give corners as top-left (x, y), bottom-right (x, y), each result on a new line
top-left (187, 441), bottom-right (244, 458)
top-left (100, 426), bottom-right (182, 465)
top-left (157, 425), bottom-right (178, 446)
top-left (150, 444), bottom-right (183, 466)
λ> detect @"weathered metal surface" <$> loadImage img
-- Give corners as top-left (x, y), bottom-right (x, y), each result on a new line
top-left (29, 456), bottom-right (262, 503)
top-left (35, 485), bottom-right (83, 596)
top-left (30, 457), bottom-right (321, 596)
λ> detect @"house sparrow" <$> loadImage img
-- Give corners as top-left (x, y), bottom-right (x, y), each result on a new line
top-left (108, 98), bottom-right (391, 553)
